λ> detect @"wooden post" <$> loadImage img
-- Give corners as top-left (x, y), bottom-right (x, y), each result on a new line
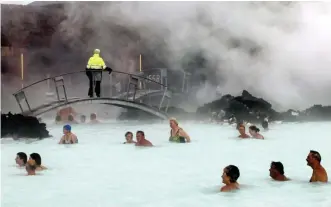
top-left (21, 53), bottom-right (24, 88)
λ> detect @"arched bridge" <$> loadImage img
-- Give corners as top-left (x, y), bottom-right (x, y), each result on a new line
top-left (12, 70), bottom-right (174, 120)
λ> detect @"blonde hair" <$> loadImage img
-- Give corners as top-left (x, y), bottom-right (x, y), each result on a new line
top-left (169, 117), bottom-right (178, 125)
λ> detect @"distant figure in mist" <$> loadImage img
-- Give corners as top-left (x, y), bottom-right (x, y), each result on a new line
top-left (86, 49), bottom-right (113, 98)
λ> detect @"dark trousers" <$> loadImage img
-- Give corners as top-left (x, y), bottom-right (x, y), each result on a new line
top-left (86, 71), bottom-right (102, 97)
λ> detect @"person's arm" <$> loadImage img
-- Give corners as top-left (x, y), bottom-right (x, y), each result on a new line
top-left (72, 134), bottom-right (78, 144)
top-left (179, 129), bottom-right (191, 143)
top-left (58, 136), bottom-right (64, 144)
top-left (86, 57), bottom-right (92, 69)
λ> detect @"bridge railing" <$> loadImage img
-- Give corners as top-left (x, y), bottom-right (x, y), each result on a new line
top-left (12, 70), bottom-right (173, 115)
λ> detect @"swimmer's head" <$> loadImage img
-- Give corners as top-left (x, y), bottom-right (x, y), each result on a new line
top-left (136, 131), bottom-right (145, 142)
top-left (29, 153), bottom-right (42, 166)
top-left (16, 152), bottom-right (27, 166)
top-left (169, 117), bottom-right (178, 128)
top-left (26, 159), bottom-right (37, 171)
top-left (222, 165), bottom-right (240, 185)
top-left (63, 125), bottom-right (71, 134)
top-left (238, 124), bottom-right (246, 134)
top-left (90, 113), bottom-right (97, 120)
top-left (68, 114), bottom-right (74, 122)
top-left (55, 115), bottom-right (61, 122)
top-left (125, 131), bottom-right (133, 141)
top-left (80, 115), bottom-right (86, 123)
top-left (269, 161), bottom-right (284, 179)
top-left (249, 125), bottom-right (260, 136)
top-left (306, 150), bottom-right (322, 167)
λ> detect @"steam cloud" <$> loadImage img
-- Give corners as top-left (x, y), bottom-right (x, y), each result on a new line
top-left (58, 1), bottom-right (331, 110)
top-left (2, 1), bottom-right (331, 113)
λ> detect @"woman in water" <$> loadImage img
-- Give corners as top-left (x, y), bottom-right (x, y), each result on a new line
top-left (59, 125), bottom-right (78, 144)
top-left (29, 153), bottom-right (47, 171)
top-left (26, 159), bottom-right (37, 176)
top-left (169, 118), bottom-right (191, 143)
top-left (123, 131), bottom-right (136, 144)
top-left (220, 165), bottom-right (240, 192)
top-left (248, 125), bottom-right (264, 139)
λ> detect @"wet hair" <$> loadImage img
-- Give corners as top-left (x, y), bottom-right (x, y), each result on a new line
top-left (17, 152), bottom-right (27, 164)
top-left (249, 125), bottom-right (260, 133)
top-left (30, 153), bottom-right (42, 166)
top-left (136, 131), bottom-right (145, 136)
top-left (125, 131), bottom-right (133, 137)
top-left (55, 115), bottom-right (61, 122)
top-left (271, 161), bottom-right (284, 175)
top-left (225, 165), bottom-right (240, 183)
top-left (310, 150), bottom-right (321, 162)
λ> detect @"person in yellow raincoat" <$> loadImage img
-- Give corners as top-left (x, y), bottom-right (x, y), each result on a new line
top-left (86, 49), bottom-right (112, 98)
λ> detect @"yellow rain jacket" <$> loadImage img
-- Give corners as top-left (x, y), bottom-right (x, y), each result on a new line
top-left (86, 54), bottom-right (106, 70)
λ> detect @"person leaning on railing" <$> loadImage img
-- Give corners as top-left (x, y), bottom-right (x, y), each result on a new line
top-left (86, 49), bottom-right (113, 98)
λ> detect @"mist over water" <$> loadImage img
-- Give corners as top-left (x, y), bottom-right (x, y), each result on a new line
top-left (2, 2), bottom-right (331, 113)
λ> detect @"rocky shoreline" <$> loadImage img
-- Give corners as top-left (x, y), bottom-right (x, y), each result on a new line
top-left (120, 90), bottom-right (331, 124)
top-left (1, 112), bottom-right (51, 139)
top-left (2, 90), bottom-right (330, 139)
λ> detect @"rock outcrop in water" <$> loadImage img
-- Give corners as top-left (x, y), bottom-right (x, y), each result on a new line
top-left (197, 90), bottom-right (331, 123)
top-left (1, 113), bottom-right (51, 139)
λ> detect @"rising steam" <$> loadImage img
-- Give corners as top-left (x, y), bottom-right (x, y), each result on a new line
top-left (2, 1), bottom-right (331, 113)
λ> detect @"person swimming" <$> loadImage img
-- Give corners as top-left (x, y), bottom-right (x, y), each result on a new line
top-left (123, 131), bottom-right (136, 144)
top-left (59, 125), bottom-right (78, 144)
top-left (269, 161), bottom-right (289, 181)
top-left (169, 118), bottom-right (191, 143)
top-left (67, 114), bottom-right (78, 124)
top-left (15, 152), bottom-right (27, 167)
top-left (306, 150), bottom-right (328, 183)
top-left (248, 125), bottom-right (264, 139)
top-left (55, 115), bottom-right (62, 124)
top-left (25, 159), bottom-right (37, 176)
top-left (80, 115), bottom-right (86, 123)
top-left (135, 131), bottom-right (153, 147)
top-left (238, 125), bottom-right (250, 138)
top-left (29, 153), bottom-right (47, 171)
top-left (220, 165), bottom-right (240, 192)
top-left (89, 113), bottom-right (100, 124)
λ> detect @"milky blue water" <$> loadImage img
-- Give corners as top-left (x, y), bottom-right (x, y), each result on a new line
top-left (1, 121), bottom-right (330, 207)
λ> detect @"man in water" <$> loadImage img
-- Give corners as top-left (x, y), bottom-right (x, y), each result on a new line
top-left (89, 113), bottom-right (100, 124)
top-left (15, 152), bottom-right (27, 167)
top-left (86, 49), bottom-right (112, 98)
top-left (306, 150), bottom-right (328, 183)
top-left (135, 131), bottom-right (153, 147)
top-left (269, 161), bottom-right (289, 181)
top-left (220, 165), bottom-right (240, 192)
top-left (238, 125), bottom-right (250, 138)
top-left (169, 118), bottom-right (191, 143)
top-left (59, 125), bottom-right (78, 144)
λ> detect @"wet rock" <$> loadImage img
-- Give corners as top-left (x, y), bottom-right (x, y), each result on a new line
top-left (196, 90), bottom-right (278, 123)
top-left (1, 112), bottom-right (51, 139)
top-left (196, 90), bottom-right (331, 123)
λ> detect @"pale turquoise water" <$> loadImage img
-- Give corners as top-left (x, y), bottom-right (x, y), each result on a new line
top-left (1, 121), bottom-right (330, 207)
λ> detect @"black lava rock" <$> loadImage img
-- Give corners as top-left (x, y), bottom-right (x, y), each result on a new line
top-left (1, 112), bottom-right (51, 139)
